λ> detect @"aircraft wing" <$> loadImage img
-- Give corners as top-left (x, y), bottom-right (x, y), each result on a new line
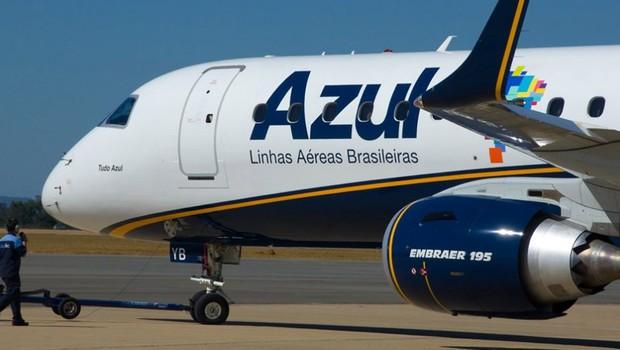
top-left (416, 0), bottom-right (620, 188)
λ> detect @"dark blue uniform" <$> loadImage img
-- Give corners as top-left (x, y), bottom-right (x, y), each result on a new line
top-left (0, 232), bottom-right (27, 322)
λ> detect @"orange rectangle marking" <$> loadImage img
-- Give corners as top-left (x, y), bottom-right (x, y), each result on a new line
top-left (489, 148), bottom-right (503, 163)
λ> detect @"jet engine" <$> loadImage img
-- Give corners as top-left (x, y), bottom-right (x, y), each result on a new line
top-left (383, 195), bottom-right (620, 319)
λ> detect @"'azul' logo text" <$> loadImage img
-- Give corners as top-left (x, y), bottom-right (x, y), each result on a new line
top-left (250, 68), bottom-right (439, 140)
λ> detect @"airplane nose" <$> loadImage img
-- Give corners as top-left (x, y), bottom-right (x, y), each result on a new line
top-left (41, 163), bottom-right (64, 222)
top-left (41, 153), bottom-right (107, 233)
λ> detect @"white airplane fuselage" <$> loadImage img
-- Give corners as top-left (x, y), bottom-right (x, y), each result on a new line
top-left (41, 46), bottom-right (620, 246)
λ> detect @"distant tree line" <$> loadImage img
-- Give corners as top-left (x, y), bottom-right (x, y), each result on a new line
top-left (0, 197), bottom-right (57, 229)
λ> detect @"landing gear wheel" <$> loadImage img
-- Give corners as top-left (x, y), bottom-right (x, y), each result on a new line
top-left (190, 290), bottom-right (205, 305)
top-left (193, 293), bottom-right (229, 325)
top-left (189, 291), bottom-right (205, 322)
top-left (57, 297), bottom-right (81, 320)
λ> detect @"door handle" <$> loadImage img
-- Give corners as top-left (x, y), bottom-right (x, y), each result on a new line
top-left (206, 114), bottom-right (214, 123)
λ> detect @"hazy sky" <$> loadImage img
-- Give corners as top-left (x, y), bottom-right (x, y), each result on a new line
top-left (1, 0), bottom-right (619, 197)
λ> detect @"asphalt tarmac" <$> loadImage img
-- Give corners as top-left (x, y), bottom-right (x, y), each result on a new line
top-left (18, 254), bottom-right (620, 305)
top-left (1, 254), bottom-right (618, 350)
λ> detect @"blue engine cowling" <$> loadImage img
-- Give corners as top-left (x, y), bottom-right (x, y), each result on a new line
top-left (383, 195), bottom-right (583, 319)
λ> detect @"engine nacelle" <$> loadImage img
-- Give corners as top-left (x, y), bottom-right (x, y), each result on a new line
top-left (383, 195), bottom-right (620, 319)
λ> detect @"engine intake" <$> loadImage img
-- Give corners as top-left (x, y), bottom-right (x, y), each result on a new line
top-left (383, 195), bottom-right (620, 319)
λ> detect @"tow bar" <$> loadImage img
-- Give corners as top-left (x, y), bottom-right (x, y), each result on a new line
top-left (16, 288), bottom-right (190, 320)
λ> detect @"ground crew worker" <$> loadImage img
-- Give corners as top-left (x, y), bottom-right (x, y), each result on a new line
top-left (0, 218), bottom-right (28, 326)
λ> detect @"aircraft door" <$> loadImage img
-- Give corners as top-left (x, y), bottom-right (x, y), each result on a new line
top-left (179, 66), bottom-right (242, 178)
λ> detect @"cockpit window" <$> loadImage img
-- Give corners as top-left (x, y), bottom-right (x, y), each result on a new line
top-left (100, 96), bottom-right (137, 127)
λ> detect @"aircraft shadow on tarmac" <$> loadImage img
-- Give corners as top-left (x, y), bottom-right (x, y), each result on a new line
top-left (141, 318), bottom-right (620, 349)
top-left (0, 320), bottom-right (99, 329)
top-left (444, 347), bottom-right (557, 350)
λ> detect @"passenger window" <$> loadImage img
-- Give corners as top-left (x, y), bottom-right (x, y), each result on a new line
top-left (252, 103), bottom-right (268, 123)
top-left (322, 102), bottom-right (338, 122)
top-left (588, 97), bottom-right (605, 118)
top-left (394, 101), bottom-right (410, 121)
top-left (102, 96), bottom-right (137, 127)
top-left (287, 103), bottom-right (303, 123)
top-left (547, 97), bottom-right (564, 117)
top-left (357, 102), bottom-right (373, 122)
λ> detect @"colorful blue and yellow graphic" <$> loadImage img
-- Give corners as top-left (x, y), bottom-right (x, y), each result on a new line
top-left (504, 65), bottom-right (546, 108)
top-left (488, 66), bottom-right (547, 163)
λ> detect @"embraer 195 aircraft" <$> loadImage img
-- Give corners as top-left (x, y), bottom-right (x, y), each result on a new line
top-left (41, 0), bottom-right (620, 324)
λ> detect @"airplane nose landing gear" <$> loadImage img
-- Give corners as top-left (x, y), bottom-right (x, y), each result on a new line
top-left (186, 243), bottom-right (240, 324)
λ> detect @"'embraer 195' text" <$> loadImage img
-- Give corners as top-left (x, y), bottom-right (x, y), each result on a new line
top-left (250, 68), bottom-right (439, 140)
